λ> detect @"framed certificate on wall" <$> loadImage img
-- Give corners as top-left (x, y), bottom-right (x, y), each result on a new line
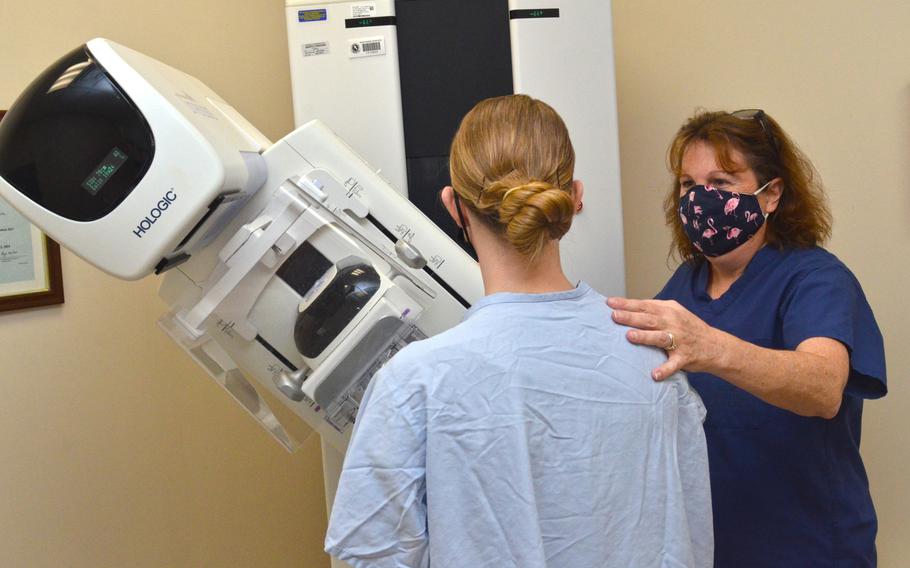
top-left (0, 109), bottom-right (65, 313)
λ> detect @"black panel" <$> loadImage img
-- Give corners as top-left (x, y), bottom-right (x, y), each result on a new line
top-left (153, 252), bottom-right (191, 275)
top-left (294, 263), bottom-right (381, 359)
top-left (394, 0), bottom-right (512, 253)
top-left (510, 8), bottom-right (560, 19)
top-left (395, 0), bottom-right (512, 158)
top-left (0, 45), bottom-right (154, 221)
top-left (405, 155), bottom-right (459, 242)
top-left (345, 16), bottom-right (397, 28)
top-left (276, 241), bottom-right (333, 297)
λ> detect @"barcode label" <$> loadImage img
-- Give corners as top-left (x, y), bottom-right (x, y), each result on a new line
top-left (349, 37), bottom-right (386, 58)
top-left (352, 4), bottom-right (375, 18)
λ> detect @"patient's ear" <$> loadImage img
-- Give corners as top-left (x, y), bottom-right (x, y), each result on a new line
top-left (572, 180), bottom-right (585, 213)
top-left (440, 186), bottom-right (462, 228)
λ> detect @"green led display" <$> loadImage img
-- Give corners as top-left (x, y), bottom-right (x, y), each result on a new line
top-left (82, 147), bottom-right (128, 196)
top-left (510, 8), bottom-right (560, 20)
top-left (344, 15), bottom-right (396, 28)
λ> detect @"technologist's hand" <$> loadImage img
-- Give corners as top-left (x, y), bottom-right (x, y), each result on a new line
top-left (606, 297), bottom-right (725, 381)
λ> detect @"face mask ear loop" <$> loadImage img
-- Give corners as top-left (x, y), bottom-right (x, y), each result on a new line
top-left (754, 180), bottom-right (772, 196)
top-left (754, 180), bottom-right (773, 218)
top-left (453, 193), bottom-right (471, 245)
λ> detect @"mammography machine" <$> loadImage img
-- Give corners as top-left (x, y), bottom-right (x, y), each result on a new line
top-left (0, 38), bottom-right (483, 455)
top-left (0, 3), bottom-right (624, 564)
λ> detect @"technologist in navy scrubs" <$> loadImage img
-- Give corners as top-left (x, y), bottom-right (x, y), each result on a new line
top-left (607, 109), bottom-right (886, 567)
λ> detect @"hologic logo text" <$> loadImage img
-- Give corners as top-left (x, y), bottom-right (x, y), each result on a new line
top-left (133, 190), bottom-right (177, 238)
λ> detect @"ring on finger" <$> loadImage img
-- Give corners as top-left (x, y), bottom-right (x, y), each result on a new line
top-left (664, 331), bottom-right (678, 351)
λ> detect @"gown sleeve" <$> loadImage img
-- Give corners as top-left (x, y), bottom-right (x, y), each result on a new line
top-left (325, 362), bottom-right (429, 568)
top-left (780, 262), bottom-right (887, 399)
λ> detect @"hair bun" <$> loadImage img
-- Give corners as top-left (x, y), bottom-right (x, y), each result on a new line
top-left (494, 181), bottom-right (575, 258)
top-left (448, 94), bottom-right (577, 260)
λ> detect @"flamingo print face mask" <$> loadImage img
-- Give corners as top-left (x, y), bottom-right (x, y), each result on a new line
top-left (678, 182), bottom-right (771, 257)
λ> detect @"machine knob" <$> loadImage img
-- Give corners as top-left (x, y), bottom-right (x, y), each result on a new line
top-left (394, 239), bottom-right (427, 269)
top-left (274, 368), bottom-right (308, 402)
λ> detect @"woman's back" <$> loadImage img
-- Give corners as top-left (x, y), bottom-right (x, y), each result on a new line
top-left (326, 283), bottom-right (712, 567)
top-left (326, 94), bottom-right (712, 567)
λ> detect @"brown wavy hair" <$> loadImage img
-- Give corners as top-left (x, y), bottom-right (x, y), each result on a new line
top-left (449, 94), bottom-right (576, 261)
top-left (665, 110), bottom-right (832, 263)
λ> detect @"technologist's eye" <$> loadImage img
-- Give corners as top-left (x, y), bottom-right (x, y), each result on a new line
top-left (679, 179), bottom-right (694, 189)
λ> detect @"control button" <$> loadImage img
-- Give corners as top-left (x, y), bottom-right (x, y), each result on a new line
top-left (274, 369), bottom-right (308, 402)
top-left (395, 239), bottom-right (427, 269)
top-left (292, 177), bottom-right (327, 202)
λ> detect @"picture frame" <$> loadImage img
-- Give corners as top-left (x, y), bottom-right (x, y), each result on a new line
top-left (0, 109), bottom-right (65, 313)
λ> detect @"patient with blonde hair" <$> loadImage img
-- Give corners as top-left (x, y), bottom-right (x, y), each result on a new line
top-left (325, 94), bottom-right (713, 568)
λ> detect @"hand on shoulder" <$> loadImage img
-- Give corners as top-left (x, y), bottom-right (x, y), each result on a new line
top-left (606, 296), bottom-right (728, 380)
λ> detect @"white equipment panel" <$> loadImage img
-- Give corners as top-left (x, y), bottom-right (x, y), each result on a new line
top-left (285, 0), bottom-right (408, 196)
top-left (510, 0), bottom-right (626, 296)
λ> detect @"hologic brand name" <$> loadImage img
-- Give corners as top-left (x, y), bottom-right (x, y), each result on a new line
top-left (133, 191), bottom-right (177, 238)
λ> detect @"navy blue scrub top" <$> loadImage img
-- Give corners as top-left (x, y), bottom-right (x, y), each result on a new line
top-left (657, 246), bottom-right (886, 568)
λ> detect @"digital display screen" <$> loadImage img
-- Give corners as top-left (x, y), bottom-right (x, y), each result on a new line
top-left (81, 147), bottom-right (128, 196)
top-left (509, 8), bottom-right (560, 19)
top-left (345, 16), bottom-right (397, 28)
top-left (299, 9), bottom-right (327, 22)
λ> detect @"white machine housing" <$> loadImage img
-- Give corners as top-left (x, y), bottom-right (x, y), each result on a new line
top-left (158, 118), bottom-right (483, 452)
top-left (286, 0), bottom-right (408, 196)
top-left (0, 38), bottom-right (483, 453)
top-left (0, 39), bottom-right (271, 280)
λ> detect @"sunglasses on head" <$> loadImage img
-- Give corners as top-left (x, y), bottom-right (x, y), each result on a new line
top-left (731, 108), bottom-right (781, 159)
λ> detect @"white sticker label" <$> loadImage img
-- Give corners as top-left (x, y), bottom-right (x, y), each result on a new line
top-left (352, 4), bottom-right (375, 18)
top-left (349, 36), bottom-right (386, 59)
top-left (303, 41), bottom-right (330, 57)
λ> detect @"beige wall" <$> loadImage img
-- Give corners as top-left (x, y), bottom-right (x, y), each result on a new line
top-left (0, 2), bottom-right (330, 567)
top-left (613, 1), bottom-right (909, 564)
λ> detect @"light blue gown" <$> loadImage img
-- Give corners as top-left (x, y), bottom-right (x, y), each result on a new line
top-left (326, 283), bottom-right (713, 567)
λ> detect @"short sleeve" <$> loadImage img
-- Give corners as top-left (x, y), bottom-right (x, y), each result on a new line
top-left (781, 263), bottom-right (887, 399)
top-left (324, 365), bottom-right (429, 568)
